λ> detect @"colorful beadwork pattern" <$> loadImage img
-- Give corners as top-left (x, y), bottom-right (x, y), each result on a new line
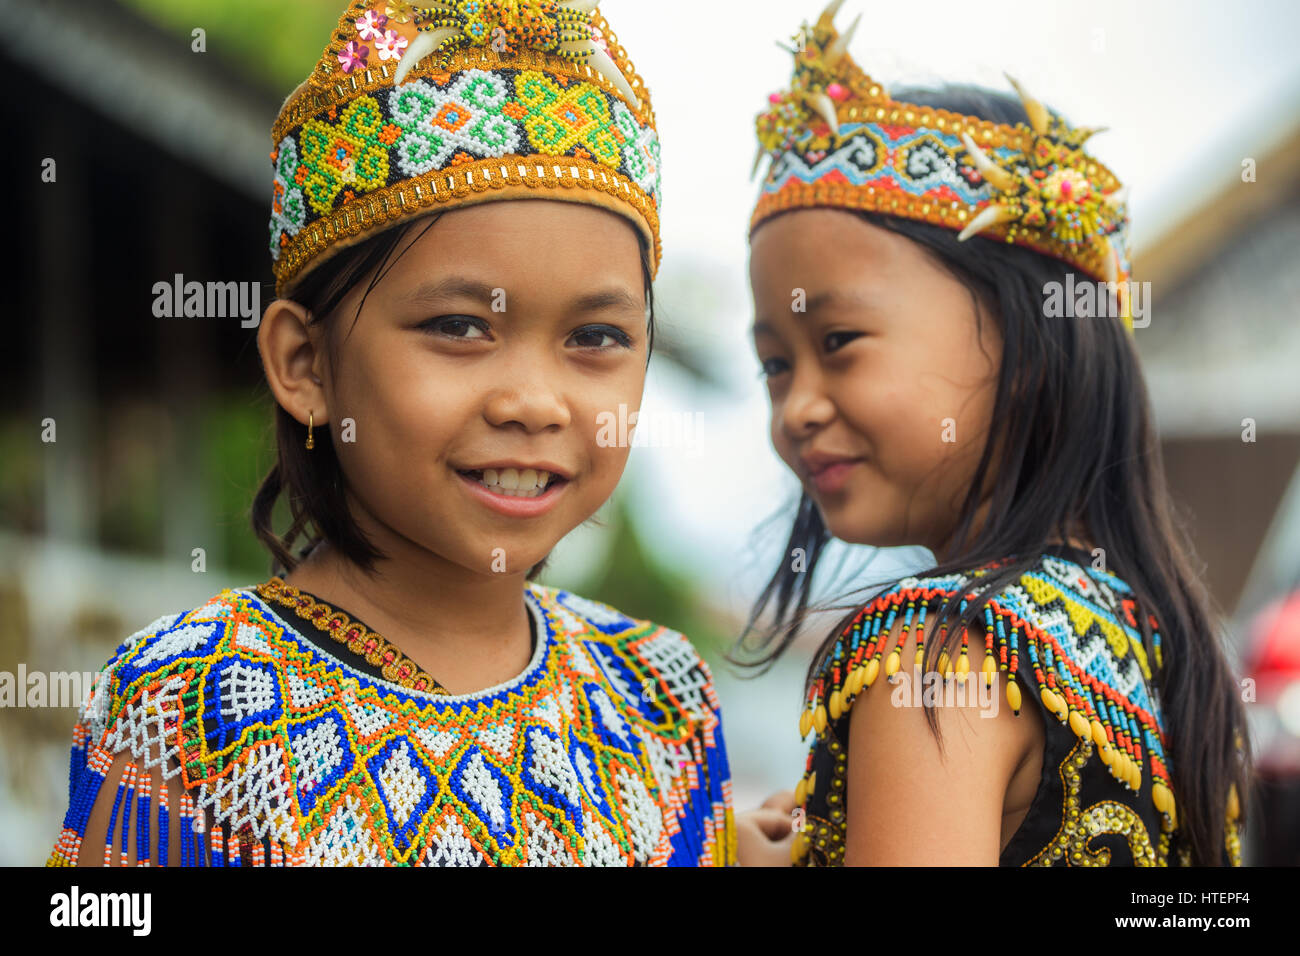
top-left (256, 576), bottom-right (448, 694)
top-left (790, 548), bottom-right (1243, 866)
top-left (47, 582), bottom-right (735, 866)
top-left (269, 2), bottom-right (661, 297)
top-left (751, 1), bottom-right (1134, 330)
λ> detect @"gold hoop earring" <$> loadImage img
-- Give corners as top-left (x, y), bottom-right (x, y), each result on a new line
top-left (306, 410), bottom-right (314, 450)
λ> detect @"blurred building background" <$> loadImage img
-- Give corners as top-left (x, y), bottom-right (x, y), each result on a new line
top-left (2, 0), bottom-right (1297, 865)
top-left (1134, 97), bottom-right (1300, 865)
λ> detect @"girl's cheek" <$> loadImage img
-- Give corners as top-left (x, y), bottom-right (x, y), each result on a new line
top-left (768, 412), bottom-right (799, 475)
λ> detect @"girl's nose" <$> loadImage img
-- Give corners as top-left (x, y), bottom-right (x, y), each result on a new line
top-left (482, 383), bottom-right (572, 433)
top-left (781, 370), bottom-right (836, 437)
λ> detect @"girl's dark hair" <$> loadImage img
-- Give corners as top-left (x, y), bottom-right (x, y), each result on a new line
top-left (732, 83), bottom-right (1251, 865)
top-left (252, 211), bottom-right (657, 582)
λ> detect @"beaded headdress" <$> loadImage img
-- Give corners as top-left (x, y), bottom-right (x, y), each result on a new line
top-left (750, 0), bottom-right (1134, 330)
top-left (269, 1), bottom-right (662, 299)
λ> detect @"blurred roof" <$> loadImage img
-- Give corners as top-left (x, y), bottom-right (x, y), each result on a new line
top-left (0, 0), bottom-right (298, 198)
top-left (1132, 81), bottom-right (1300, 437)
top-left (1134, 108), bottom-right (1300, 292)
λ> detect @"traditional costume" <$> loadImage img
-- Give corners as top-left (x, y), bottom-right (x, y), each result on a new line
top-left (48, 580), bottom-right (732, 866)
top-left (791, 545), bottom-right (1241, 866)
top-left (48, 0), bottom-right (735, 867)
top-left (749, 2), bottom-right (1240, 865)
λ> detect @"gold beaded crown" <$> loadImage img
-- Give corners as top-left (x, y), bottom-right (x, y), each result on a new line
top-left (269, 1), bottom-right (662, 299)
top-left (750, 0), bottom-right (1135, 330)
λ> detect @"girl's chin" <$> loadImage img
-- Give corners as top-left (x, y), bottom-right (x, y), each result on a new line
top-left (819, 516), bottom-right (881, 546)
top-left (817, 508), bottom-right (904, 548)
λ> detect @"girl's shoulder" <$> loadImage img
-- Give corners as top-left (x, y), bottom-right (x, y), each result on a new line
top-left (75, 587), bottom-right (254, 744)
top-left (808, 548), bottom-right (1169, 797)
top-left (796, 550), bottom-right (1196, 867)
top-left (525, 582), bottom-right (725, 731)
top-left (859, 548), bottom-right (1161, 695)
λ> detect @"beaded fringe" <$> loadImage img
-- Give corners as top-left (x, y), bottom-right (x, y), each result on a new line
top-left (792, 586), bottom-right (1191, 840)
top-left (47, 746), bottom-right (295, 867)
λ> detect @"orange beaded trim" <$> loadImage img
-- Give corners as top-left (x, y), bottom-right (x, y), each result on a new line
top-left (751, 175), bottom-right (1116, 286)
top-left (753, 3), bottom-right (1130, 297)
top-left (273, 150), bottom-right (662, 297)
top-left (255, 577), bottom-right (447, 694)
top-left (751, 102), bottom-right (1125, 285)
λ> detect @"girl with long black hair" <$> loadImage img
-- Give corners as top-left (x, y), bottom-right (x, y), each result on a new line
top-left (734, 1), bottom-right (1248, 866)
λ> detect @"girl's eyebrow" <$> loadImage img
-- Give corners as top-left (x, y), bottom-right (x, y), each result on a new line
top-left (804, 289), bottom-right (881, 313)
top-left (402, 277), bottom-right (643, 315)
top-left (752, 288), bottom-right (881, 335)
top-left (402, 276), bottom-right (499, 305)
top-left (570, 288), bottom-right (644, 315)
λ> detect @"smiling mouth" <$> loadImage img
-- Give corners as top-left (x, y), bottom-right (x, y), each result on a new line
top-left (456, 467), bottom-right (568, 499)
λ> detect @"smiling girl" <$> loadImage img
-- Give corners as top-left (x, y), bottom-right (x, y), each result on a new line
top-left (733, 1), bottom-right (1248, 867)
top-left (47, 0), bottom-right (734, 867)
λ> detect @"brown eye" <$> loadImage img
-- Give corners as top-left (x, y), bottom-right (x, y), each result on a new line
top-left (421, 316), bottom-right (489, 339)
top-left (824, 330), bottom-right (861, 352)
top-left (569, 325), bottom-right (633, 350)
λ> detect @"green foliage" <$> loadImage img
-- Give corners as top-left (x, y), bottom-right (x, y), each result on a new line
top-left (200, 392), bottom-right (279, 577)
top-left (120, 0), bottom-right (346, 90)
top-left (0, 419), bottom-right (42, 532)
top-left (566, 491), bottom-right (729, 671)
top-left (95, 405), bottom-right (165, 555)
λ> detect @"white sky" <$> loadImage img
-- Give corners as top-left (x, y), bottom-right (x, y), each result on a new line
top-left (548, 0), bottom-right (1300, 627)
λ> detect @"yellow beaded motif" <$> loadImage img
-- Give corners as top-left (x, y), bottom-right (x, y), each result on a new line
top-left (790, 735), bottom-right (847, 866)
top-left (789, 711), bottom-right (1168, 867)
top-left (1023, 739), bottom-right (1161, 866)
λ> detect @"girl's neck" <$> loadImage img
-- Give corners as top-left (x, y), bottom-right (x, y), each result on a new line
top-left (280, 540), bottom-right (536, 695)
top-left (931, 509), bottom-right (1097, 565)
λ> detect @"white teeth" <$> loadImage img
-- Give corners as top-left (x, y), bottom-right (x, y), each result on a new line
top-left (473, 467), bottom-right (553, 498)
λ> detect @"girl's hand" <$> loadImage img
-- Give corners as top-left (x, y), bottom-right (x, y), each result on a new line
top-left (760, 789), bottom-right (797, 814)
top-left (736, 790), bottom-right (799, 866)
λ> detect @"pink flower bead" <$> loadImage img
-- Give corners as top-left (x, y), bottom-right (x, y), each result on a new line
top-left (355, 9), bottom-right (389, 41)
top-left (375, 29), bottom-right (408, 62)
top-left (338, 40), bottom-right (369, 73)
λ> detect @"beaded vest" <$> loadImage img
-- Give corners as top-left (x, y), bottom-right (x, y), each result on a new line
top-left (792, 545), bottom-right (1243, 866)
top-left (47, 581), bottom-right (735, 866)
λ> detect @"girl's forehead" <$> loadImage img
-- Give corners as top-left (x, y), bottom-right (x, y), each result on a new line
top-left (392, 201), bottom-right (644, 267)
top-left (385, 272), bottom-right (645, 313)
top-left (753, 211), bottom-right (909, 270)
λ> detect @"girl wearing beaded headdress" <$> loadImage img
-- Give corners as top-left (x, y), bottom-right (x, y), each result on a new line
top-left (732, 0), bottom-right (1248, 867)
top-left (47, 1), bottom-right (735, 867)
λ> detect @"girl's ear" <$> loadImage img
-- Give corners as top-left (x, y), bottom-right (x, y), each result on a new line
top-left (258, 298), bottom-right (329, 428)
